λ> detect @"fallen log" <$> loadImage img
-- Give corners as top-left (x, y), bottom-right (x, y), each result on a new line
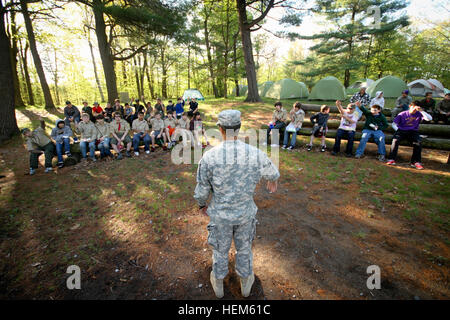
top-left (294, 128), bottom-right (450, 150)
top-left (301, 120), bottom-right (450, 138)
top-left (300, 103), bottom-right (393, 117)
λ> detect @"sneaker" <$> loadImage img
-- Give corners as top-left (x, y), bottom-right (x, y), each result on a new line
top-left (288, 146), bottom-right (294, 150)
top-left (125, 151), bottom-right (131, 158)
top-left (411, 162), bottom-right (424, 170)
top-left (134, 151), bottom-right (140, 156)
top-left (210, 271), bottom-right (224, 299)
top-left (331, 151), bottom-right (337, 156)
top-left (377, 155), bottom-right (385, 161)
top-left (321, 145), bottom-right (326, 152)
top-left (162, 146), bottom-right (168, 151)
top-left (282, 145), bottom-right (287, 149)
top-left (355, 154), bottom-right (363, 159)
top-left (240, 272), bottom-right (255, 298)
top-left (117, 153), bottom-right (123, 160)
top-left (91, 157), bottom-right (97, 162)
top-left (57, 161), bottom-right (64, 168)
top-left (306, 144), bottom-right (312, 151)
top-left (73, 138), bottom-right (79, 143)
top-left (44, 167), bottom-right (53, 173)
top-left (29, 168), bottom-right (36, 176)
top-left (345, 153), bottom-right (352, 158)
top-left (65, 151), bottom-right (72, 157)
top-left (145, 150), bottom-right (150, 154)
top-left (386, 160), bottom-right (396, 165)
top-left (151, 147), bottom-right (155, 152)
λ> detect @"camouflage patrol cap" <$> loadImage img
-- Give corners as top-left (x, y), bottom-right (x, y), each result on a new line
top-left (216, 109), bottom-right (241, 127)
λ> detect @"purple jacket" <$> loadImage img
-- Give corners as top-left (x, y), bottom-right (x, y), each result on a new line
top-left (393, 110), bottom-right (423, 131)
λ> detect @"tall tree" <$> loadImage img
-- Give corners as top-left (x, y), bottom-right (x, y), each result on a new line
top-left (0, 1), bottom-right (19, 141)
top-left (20, 0), bottom-right (55, 110)
top-left (18, 38), bottom-right (34, 105)
top-left (235, 0), bottom-right (303, 102)
top-left (7, 10), bottom-right (25, 107)
top-left (292, 0), bottom-right (409, 87)
top-left (77, 0), bottom-right (186, 103)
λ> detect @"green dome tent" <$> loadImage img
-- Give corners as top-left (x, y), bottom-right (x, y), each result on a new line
top-left (232, 85), bottom-right (247, 96)
top-left (182, 88), bottom-right (205, 101)
top-left (265, 78), bottom-right (309, 99)
top-left (367, 76), bottom-right (407, 98)
top-left (309, 76), bottom-right (346, 100)
top-left (297, 81), bottom-right (309, 98)
top-left (258, 81), bottom-right (274, 97)
top-left (346, 78), bottom-right (374, 95)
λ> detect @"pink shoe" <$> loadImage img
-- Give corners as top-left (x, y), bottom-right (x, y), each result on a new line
top-left (411, 162), bottom-right (424, 170)
top-left (386, 160), bottom-right (396, 165)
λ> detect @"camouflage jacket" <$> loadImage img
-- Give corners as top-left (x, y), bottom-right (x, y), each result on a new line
top-left (194, 140), bottom-right (280, 224)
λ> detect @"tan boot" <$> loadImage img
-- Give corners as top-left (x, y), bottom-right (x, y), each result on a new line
top-left (240, 272), bottom-right (255, 297)
top-left (210, 271), bottom-right (224, 298)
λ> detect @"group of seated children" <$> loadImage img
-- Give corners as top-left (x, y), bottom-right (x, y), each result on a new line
top-left (21, 97), bottom-right (208, 175)
top-left (266, 97), bottom-right (433, 170)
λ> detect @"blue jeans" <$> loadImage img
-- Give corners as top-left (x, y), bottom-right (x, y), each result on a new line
top-left (333, 129), bottom-right (355, 154)
top-left (356, 129), bottom-right (386, 156)
top-left (283, 129), bottom-right (300, 147)
top-left (98, 138), bottom-right (112, 157)
top-left (80, 140), bottom-right (96, 159)
top-left (55, 138), bottom-right (71, 163)
top-left (64, 116), bottom-right (80, 126)
top-left (133, 133), bottom-right (151, 151)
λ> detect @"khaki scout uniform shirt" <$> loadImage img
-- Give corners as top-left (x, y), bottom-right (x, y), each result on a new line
top-left (164, 118), bottom-right (177, 129)
top-left (26, 127), bottom-right (51, 151)
top-left (272, 108), bottom-right (288, 123)
top-left (95, 122), bottom-right (111, 139)
top-left (76, 121), bottom-right (97, 141)
top-left (150, 118), bottom-right (164, 132)
top-left (176, 117), bottom-right (190, 129)
top-left (110, 119), bottom-right (130, 137)
top-left (132, 118), bottom-right (150, 133)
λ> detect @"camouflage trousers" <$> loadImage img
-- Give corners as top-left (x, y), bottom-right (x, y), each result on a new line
top-left (207, 218), bottom-right (257, 280)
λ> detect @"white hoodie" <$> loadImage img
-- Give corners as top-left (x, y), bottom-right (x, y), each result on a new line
top-left (370, 91), bottom-right (385, 109)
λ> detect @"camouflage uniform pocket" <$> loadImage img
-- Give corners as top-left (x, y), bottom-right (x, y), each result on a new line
top-left (251, 218), bottom-right (258, 242)
top-left (207, 223), bottom-right (219, 250)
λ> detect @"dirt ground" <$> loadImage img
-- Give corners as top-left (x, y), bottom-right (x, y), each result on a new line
top-left (0, 106), bottom-right (449, 300)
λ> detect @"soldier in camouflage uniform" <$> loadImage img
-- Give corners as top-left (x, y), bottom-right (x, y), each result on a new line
top-left (194, 109), bottom-right (280, 298)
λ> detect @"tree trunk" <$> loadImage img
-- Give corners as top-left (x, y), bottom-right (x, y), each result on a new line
top-left (145, 52), bottom-right (155, 99)
top-left (236, 0), bottom-right (260, 102)
top-left (0, 3), bottom-right (19, 142)
top-left (160, 47), bottom-right (167, 99)
top-left (232, 31), bottom-right (240, 96)
top-left (19, 40), bottom-right (34, 105)
top-left (121, 61), bottom-right (127, 87)
top-left (363, 34), bottom-right (373, 78)
top-left (92, 0), bottom-right (117, 104)
top-left (139, 53), bottom-right (145, 98)
top-left (187, 45), bottom-right (191, 89)
top-left (88, 38), bottom-right (105, 102)
top-left (20, 0), bottom-right (55, 110)
top-left (133, 55), bottom-right (141, 98)
top-left (203, 13), bottom-right (219, 98)
top-left (53, 48), bottom-right (60, 105)
top-left (8, 10), bottom-right (25, 107)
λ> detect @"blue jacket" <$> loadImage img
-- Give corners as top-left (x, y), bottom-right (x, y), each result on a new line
top-left (175, 103), bottom-right (184, 115)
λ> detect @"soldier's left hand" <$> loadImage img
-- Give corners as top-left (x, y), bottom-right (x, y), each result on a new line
top-left (199, 206), bottom-right (208, 216)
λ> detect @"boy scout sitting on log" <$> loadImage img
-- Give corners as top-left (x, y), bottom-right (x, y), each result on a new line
top-left (21, 117), bottom-right (55, 175)
top-left (110, 112), bottom-right (132, 160)
top-left (75, 113), bottom-right (98, 162)
top-left (194, 109), bottom-right (280, 298)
